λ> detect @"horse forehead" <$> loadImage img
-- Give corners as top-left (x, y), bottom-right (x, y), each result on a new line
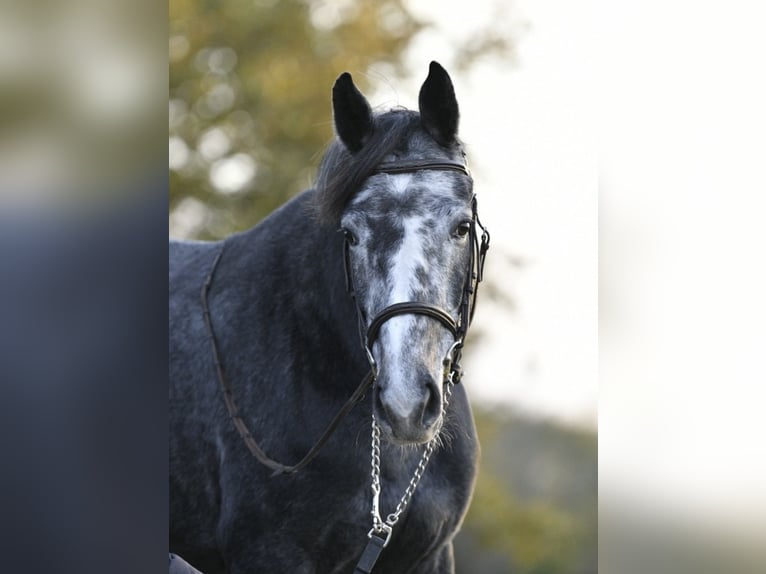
top-left (349, 170), bottom-right (465, 216)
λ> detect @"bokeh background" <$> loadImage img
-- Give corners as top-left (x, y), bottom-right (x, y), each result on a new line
top-left (169, 1), bottom-right (597, 573)
top-left (2, 0), bottom-right (764, 573)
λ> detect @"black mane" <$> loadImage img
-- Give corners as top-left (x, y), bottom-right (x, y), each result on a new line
top-left (314, 109), bottom-right (462, 224)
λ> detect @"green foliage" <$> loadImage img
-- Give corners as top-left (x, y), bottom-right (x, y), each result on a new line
top-left (169, 0), bottom-right (515, 239)
top-left (468, 472), bottom-right (580, 572)
top-left (457, 408), bottom-right (598, 574)
top-left (170, 0), bottom-right (424, 238)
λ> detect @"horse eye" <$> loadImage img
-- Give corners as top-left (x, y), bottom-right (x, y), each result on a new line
top-left (454, 221), bottom-right (471, 238)
top-left (342, 228), bottom-right (358, 246)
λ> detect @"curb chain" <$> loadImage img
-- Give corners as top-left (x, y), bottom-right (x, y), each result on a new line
top-left (368, 380), bottom-right (455, 545)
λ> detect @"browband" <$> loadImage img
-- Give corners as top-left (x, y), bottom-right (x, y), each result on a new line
top-left (373, 159), bottom-right (470, 177)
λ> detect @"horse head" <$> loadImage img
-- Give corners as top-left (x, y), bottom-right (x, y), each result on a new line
top-left (318, 62), bottom-right (480, 446)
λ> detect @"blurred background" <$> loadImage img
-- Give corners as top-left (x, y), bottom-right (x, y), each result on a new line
top-left (599, 1), bottom-right (766, 572)
top-left (2, 0), bottom-right (764, 572)
top-left (169, 1), bottom-right (597, 572)
top-left (0, 0), bottom-right (163, 204)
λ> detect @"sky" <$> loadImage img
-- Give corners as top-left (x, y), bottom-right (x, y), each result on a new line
top-left (596, 0), bottom-right (766, 533)
top-left (381, 0), bottom-right (599, 427)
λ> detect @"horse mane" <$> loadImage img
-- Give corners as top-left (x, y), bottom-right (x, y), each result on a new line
top-left (312, 109), bottom-right (422, 224)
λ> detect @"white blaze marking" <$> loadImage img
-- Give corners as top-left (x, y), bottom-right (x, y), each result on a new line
top-left (389, 173), bottom-right (412, 194)
top-left (380, 212), bottom-right (429, 419)
top-left (351, 170), bottom-right (459, 421)
top-left (348, 173), bottom-right (412, 207)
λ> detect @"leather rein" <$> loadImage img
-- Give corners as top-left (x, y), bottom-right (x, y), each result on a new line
top-left (200, 158), bottom-right (489, 476)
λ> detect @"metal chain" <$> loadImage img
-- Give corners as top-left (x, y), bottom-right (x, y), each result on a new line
top-left (369, 379), bottom-right (455, 544)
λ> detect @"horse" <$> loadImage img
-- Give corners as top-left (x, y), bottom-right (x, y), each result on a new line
top-left (170, 61), bottom-right (489, 574)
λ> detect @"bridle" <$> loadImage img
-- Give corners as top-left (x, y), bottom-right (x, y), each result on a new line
top-left (342, 159), bottom-right (488, 570)
top-left (199, 156), bottom-right (489, 570)
top-left (343, 158), bottom-right (489, 387)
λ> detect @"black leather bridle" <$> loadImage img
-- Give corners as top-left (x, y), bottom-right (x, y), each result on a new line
top-left (343, 158), bottom-right (489, 384)
top-left (201, 157), bottom-right (489, 476)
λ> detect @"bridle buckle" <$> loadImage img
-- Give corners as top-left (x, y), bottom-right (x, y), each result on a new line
top-left (367, 523), bottom-right (393, 548)
top-left (442, 339), bottom-right (464, 384)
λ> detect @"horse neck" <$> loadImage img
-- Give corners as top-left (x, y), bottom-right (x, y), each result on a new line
top-left (224, 192), bottom-right (366, 387)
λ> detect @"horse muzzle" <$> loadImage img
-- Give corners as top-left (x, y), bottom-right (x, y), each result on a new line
top-left (361, 302), bottom-right (461, 445)
top-left (373, 369), bottom-right (443, 445)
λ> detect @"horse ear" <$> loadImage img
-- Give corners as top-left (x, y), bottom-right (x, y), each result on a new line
top-left (332, 72), bottom-right (373, 153)
top-left (418, 61), bottom-right (460, 146)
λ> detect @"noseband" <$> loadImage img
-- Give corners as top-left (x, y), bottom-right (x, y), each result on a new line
top-left (343, 158), bottom-right (490, 383)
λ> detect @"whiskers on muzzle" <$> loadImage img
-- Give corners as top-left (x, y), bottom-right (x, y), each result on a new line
top-left (384, 408), bottom-right (456, 465)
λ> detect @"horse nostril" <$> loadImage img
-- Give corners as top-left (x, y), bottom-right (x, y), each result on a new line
top-left (421, 378), bottom-right (442, 429)
top-left (374, 376), bottom-right (442, 437)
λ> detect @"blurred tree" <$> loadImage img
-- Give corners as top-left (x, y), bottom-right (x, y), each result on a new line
top-left (455, 408), bottom-right (598, 574)
top-left (169, 0), bottom-right (512, 238)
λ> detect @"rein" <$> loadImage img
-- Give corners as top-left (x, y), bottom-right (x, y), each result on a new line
top-left (201, 248), bottom-right (375, 477)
